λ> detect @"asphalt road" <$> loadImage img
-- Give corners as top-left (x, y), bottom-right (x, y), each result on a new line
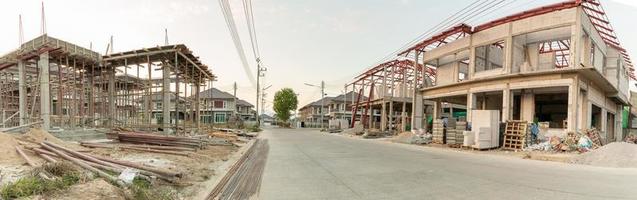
top-left (258, 128), bottom-right (637, 200)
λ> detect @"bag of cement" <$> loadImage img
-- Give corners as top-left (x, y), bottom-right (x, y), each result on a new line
top-left (118, 168), bottom-right (139, 184)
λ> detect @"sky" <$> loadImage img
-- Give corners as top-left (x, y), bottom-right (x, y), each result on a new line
top-left (1, 0), bottom-right (636, 115)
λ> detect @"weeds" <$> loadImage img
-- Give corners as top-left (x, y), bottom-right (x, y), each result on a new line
top-left (129, 177), bottom-right (175, 200)
top-left (1, 162), bottom-right (82, 199)
top-left (248, 124), bottom-right (262, 132)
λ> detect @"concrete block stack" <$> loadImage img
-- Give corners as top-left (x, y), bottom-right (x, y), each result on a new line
top-left (433, 119), bottom-right (444, 144)
top-left (455, 121), bottom-right (467, 144)
top-left (446, 129), bottom-right (457, 145)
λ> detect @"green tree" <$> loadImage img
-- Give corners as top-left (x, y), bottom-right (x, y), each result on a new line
top-left (273, 88), bottom-right (298, 122)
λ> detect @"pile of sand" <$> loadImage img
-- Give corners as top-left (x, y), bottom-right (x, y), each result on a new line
top-left (22, 128), bottom-right (65, 144)
top-left (0, 132), bottom-right (21, 162)
top-left (571, 142), bottom-right (637, 168)
top-left (393, 132), bottom-right (416, 144)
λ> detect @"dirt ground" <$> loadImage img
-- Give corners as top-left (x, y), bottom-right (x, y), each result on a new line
top-left (28, 179), bottom-right (127, 200)
top-left (0, 128), bottom-right (242, 199)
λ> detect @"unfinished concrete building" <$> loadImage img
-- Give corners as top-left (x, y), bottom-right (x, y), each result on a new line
top-left (399, 0), bottom-right (633, 142)
top-left (0, 35), bottom-right (216, 134)
top-left (347, 59), bottom-right (432, 132)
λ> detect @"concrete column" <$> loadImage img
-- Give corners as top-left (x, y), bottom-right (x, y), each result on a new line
top-left (502, 88), bottom-right (511, 122)
top-left (520, 91), bottom-right (535, 122)
top-left (39, 52), bottom-right (51, 131)
top-left (108, 66), bottom-right (116, 127)
top-left (412, 93), bottom-right (423, 131)
top-left (162, 64), bottom-right (172, 134)
top-left (18, 60), bottom-right (26, 125)
top-left (433, 100), bottom-right (442, 119)
top-left (466, 93), bottom-right (476, 122)
top-left (380, 102), bottom-right (387, 131)
top-left (388, 100), bottom-right (393, 131)
top-left (567, 77), bottom-right (579, 131)
top-left (616, 105), bottom-right (623, 142)
top-left (195, 81), bottom-right (201, 130)
top-left (600, 108), bottom-right (607, 136)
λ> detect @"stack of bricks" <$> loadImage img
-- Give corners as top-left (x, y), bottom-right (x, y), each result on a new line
top-left (454, 121), bottom-right (467, 146)
top-left (433, 119), bottom-right (444, 144)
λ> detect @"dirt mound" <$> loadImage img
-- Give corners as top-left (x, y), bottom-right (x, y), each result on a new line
top-left (22, 128), bottom-right (65, 144)
top-left (571, 142), bottom-right (637, 168)
top-left (0, 132), bottom-right (21, 162)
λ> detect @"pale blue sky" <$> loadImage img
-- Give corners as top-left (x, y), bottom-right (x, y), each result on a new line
top-left (1, 0), bottom-right (636, 114)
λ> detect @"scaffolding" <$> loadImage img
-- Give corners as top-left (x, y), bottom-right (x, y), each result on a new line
top-left (0, 35), bottom-right (216, 134)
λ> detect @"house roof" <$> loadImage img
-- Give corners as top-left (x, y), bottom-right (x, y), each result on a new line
top-left (236, 99), bottom-right (254, 107)
top-left (329, 91), bottom-right (367, 103)
top-left (198, 87), bottom-right (236, 99)
top-left (299, 96), bottom-right (334, 110)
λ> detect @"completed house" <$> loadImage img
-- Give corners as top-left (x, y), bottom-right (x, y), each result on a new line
top-left (197, 88), bottom-right (255, 124)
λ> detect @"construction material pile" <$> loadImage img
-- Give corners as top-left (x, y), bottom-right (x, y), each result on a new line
top-left (23, 140), bottom-right (182, 185)
top-left (432, 119), bottom-right (444, 144)
top-left (446, 121), bottom-right (466, 147)
top-left (106, 131), bottom-right (211, 149)
top-left (525, 128), bottom-right (602, 152)
top-left (623, 134), bottom-right (637, 144)
top-left (571, 142), bottom-right (637, 168)
top-left (502, 121), bottom-right (529, 151)
top-left (393, 131), bottom-right (431, 145)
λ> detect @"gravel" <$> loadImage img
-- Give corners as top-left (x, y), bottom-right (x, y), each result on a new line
top-left (571, 142), bottom-right (637, 168)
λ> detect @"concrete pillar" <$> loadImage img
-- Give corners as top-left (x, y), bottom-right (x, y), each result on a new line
top-left (39, 52), bottom-right (51, 131)
top-left (520, 91), bottom-right (535, 122)
top-left (108, 66), bottom-right (116, 127)
top-left (600, 108), bottom-right (607, 136)
top-left (388, 100), bottom-right (393, 131)
top-left (18, 60), bottom-right (26, 125)
top-left (466, 93), bottom-right (476, 122)
top-left (567, 77), bottom-right (579, 131)
top-left (616, 105), bottom-right (623, 142)
top-left (412, 93), bottom-right (423, 131)
top-left (502, 88), bottom-right (511, 122)
top-left (433, 100), bottom-right (442, 119)
top-left (381, 102), bottom-right (387, 131)
top-left (195, 81), bottom-right (201, 130)
top-left (162, 64), bottom-right (172, 134)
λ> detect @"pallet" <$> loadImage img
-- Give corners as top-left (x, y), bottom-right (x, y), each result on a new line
top-left (448, 144), bottom-right (462, 148)
top-left (502, 120), bottom-right (528, 151)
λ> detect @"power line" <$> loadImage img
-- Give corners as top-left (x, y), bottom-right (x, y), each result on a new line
top-left (218, 0), bottom-right (257, 86)
top-left (242, 0), bottom-right (261, 59)
top-left (354, 0), bottom-right (511, 77)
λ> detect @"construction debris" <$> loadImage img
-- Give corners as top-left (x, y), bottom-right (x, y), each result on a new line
top-left (393, 131), bottom-right (432, 145)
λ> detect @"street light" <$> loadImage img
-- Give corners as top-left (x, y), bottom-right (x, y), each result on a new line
top-left (304, 81), bottom-right (325, 129)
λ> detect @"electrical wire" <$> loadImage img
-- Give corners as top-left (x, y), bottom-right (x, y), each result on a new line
top-left (354, 0), bottom-right (501, 77)
top-left (218, 0), bottom-right (257, 87)
top-left (242, 0), bottom-right (261, 60)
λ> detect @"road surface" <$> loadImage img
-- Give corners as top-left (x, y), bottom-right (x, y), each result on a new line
top-left (259, 128), bottom-right (637, 200)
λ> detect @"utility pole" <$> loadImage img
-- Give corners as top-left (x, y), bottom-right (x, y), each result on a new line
top-left (304, 81), bottom-right (326, 129)
top-left (233, 82), bottom-right (237, 115)
top-left (255, 59), bottom-right (266, 126)
top-left (261, 85), bottom-right (272, 116)
top-left (320, 81), bottom-right (325, 130)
